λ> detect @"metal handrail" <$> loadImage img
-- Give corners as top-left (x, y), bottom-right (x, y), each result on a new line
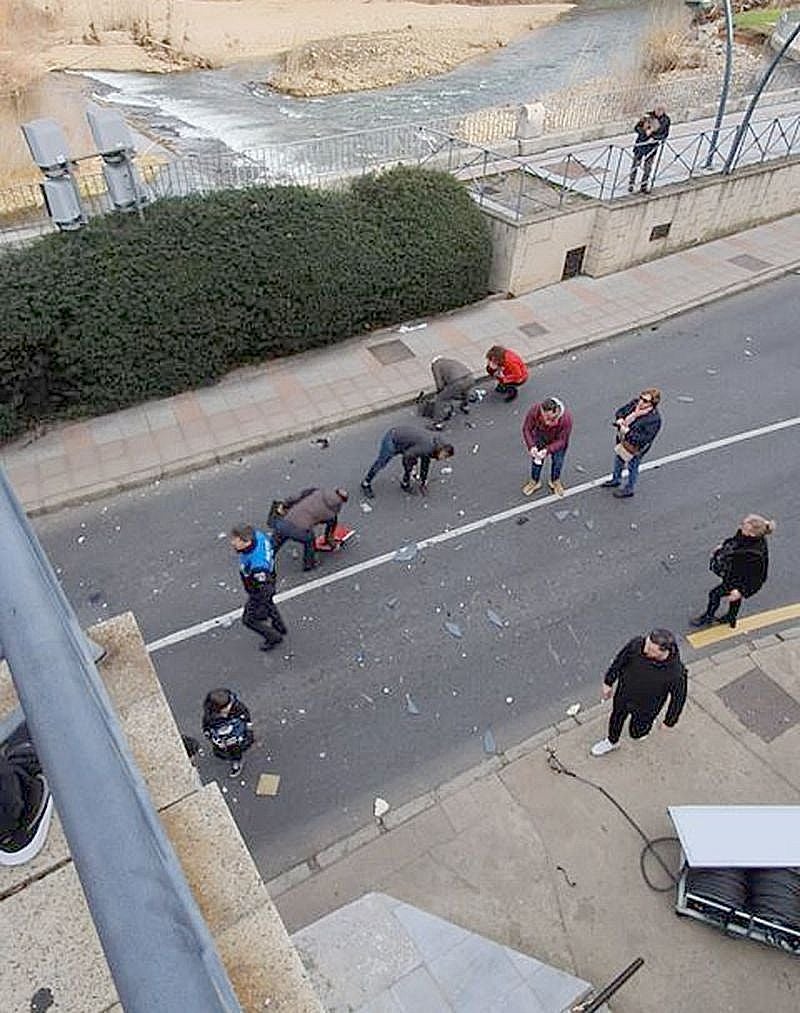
top-left (0, 468), bottom-right (242, 1012)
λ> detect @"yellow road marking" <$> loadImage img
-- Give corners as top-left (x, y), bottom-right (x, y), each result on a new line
top-left (686, 602), bottom-right (800, 649)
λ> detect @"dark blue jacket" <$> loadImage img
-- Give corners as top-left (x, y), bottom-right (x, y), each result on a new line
top-left (614, 400), bottom-right (661, 456)
top-left (237, 529), bottom-right (276, 593)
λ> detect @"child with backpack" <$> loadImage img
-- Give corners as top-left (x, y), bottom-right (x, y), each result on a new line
top-left (202, 688), bottom-right (254, 778)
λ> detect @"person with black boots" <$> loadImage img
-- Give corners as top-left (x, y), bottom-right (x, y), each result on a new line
top-left (202, 688), bottom-right (254, 778)
top-left (690, 514), bottom-right (775, 629)
top-left (591, 630), bottom-right (687, 757)
top-left (486, 345), bottom-right (529, 402)
top-left (229, 524), bottom-right (287, 651)
top-left (361, 426), bottom-right (454, 498)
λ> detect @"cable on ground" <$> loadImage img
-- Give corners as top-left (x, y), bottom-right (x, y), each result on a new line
top-left (545, 745), bottom-right (680, 892)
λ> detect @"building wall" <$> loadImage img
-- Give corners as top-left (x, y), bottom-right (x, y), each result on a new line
top-left (487, 157), bottom-right (800, 295)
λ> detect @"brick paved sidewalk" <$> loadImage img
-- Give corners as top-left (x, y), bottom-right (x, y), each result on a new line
top-left (4, 213), bottom-right (799, 514)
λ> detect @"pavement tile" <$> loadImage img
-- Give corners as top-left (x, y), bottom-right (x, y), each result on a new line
top-left (390, 966), bottom-right (451, 1012)
top-left (392, 901), bottom-right (470, 964)
top-left (427, 933), bottom-right (523, 1010)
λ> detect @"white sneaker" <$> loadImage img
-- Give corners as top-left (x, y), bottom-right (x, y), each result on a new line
top-left (590, 738), bottom-right (619, 757)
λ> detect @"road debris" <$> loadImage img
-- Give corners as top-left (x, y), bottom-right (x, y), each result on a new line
top-left (516, 516), bottom-right (529, 525)
top-left (706, 368), bottom-right (718, 375)
top-left (440, 466), bottom-right (453, 475)
top-left (555, 510), bottom-right (571, 521)
top-left (471, 444), bottom-right (480, 454)
top-left (676, 395), bottom-right (695, 403)
top-left (405, 692), bottom-right (421, 715)
top-left (398, 321), bottom-right (427, 333)
top-left (505, 695), bottom-right (514, 705)
top-left (444, 621), bottom-right (463, 639)
top-left (359, 692), bottom-right (374, 705)
top-left (393, 543), bottom-right (418, 563)
top-left (312, 436), bottom-right (330, 449)
top-left (584, 520), bottom-right (595, 531)
top-left (385, 596), bottom-right (398, 609)
top-left (486, 609), bottom-right (506, 629)
top-left (483, 728), bottom-right (497, 754)
top-left (360, 501), bottom-right (373, 513)
top-left (566, 703), bottom-right (581, 717)
top-left (374, 796), bottom-right (390, 819)
top-left (256, 773), bottom-right (281, 797)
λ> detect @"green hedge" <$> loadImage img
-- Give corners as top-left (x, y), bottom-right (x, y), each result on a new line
top-left (0, 166), bottom-right (492, 440)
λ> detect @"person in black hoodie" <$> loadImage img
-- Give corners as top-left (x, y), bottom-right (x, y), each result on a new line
top-left (360, 425), bottom-right (454, 498)
top-left (591, 629), bottom-right (687, 757)
top-left (601, 387), bottom-right (662, 498)
top-left (690, 514), bottom-right (775, 629)
top-left (202, 688), bottom-right (254, 778)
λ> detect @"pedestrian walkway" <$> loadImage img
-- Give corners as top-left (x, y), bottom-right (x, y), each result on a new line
top-left (3, 213), bottom-right (800, 515)
top-left (272, 629), bottom-right (800, 1013)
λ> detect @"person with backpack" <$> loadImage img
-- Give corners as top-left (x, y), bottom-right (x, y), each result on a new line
top-left (229, 524), bottom-right (286, 651)
top-left (690, 514), bottom-right (775, 629)
top-left (271, 487), bottom-right (348, 571)
top-left (486, 345), bottom-right (529, 402)
top-left (202, 688), bottom-right (254, 778)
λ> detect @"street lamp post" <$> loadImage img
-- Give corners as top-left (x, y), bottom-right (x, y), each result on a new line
top-left (704, 0), bottom-right (734, 168)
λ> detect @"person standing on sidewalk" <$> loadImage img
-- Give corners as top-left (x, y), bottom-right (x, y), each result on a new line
top-left (272, 487), bottom-right (348, 571)
top-left (202, 688), bottom-right (254, 778)
top-left (628, 104), bottom-right (670, 194)
top-left (601, 388), bottom-right (662, 498)
top-left (591, 630), bottom-right (687, 757)
top-left (417, 356), bottom-right (473, 424)
top-left (521, 396), bottom-right (572, 497)
top-left (486, 345), bottom-right (529, 402)
top-left (361, 426), bottom-right (454, 498)
top-left (229, 524), bottom-right (286, 651)
top-left (690, 514), bottom-right (774, 630)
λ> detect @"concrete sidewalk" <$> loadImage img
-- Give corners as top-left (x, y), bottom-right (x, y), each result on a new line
top-left (271, 629), bottom-right (800, 1012)
top-left (3, 213), bottom-right (800, 515)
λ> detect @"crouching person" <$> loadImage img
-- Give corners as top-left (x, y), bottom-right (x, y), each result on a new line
top-left (202, 688), bottom-right (254, 778)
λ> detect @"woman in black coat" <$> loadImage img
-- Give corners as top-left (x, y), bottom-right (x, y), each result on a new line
top-left (690, 514), bottom-right (775, 629)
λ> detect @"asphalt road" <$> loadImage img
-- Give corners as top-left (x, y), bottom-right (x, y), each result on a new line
top-left (34, 274), bottom-right (800, 880)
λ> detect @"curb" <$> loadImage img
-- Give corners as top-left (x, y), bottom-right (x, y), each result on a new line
top-left (18, 260), bottom-right (800, 516)
top-left (266, 625), bottom-right (800, 899)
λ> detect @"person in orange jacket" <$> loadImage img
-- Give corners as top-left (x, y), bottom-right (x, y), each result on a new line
top-left (486, 345), bottom-right (529, 402)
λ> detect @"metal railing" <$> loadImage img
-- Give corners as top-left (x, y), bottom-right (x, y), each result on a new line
top-left (0, 468), bottom-right (242, 1012)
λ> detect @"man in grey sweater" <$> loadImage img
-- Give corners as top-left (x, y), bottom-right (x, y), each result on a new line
top-left (272, 487), bottom-right (348, 571)
top-left (417, 356), bottom-right (474, 424)
top-left (361, 426), bottom-right (454, 498)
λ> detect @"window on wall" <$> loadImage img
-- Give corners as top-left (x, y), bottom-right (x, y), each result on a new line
top-left (562, 246), bottom-right (586, 280)
top-left (650, 223), bottom-right (671, 241)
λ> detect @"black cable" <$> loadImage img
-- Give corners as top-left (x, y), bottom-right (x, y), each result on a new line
top-left (546, 746), bottom-right (680, 892)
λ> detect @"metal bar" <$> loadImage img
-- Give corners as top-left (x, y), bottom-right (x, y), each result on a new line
top-left (569, 958), bottom-right (645, 1012)
top-left (0, 468), bottom-right (242, 1013)
top-left (610, 144), bottom-right (624, 198)
top-left (724, 20), bottom-right (800, 173)
top-left (704, 0), bottom-right (734, 168)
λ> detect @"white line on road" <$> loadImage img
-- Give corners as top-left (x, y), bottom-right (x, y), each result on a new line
top-left (146, 414), bottom-right (800, 653)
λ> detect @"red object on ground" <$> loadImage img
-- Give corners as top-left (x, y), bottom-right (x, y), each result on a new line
top-left (314, 524), bottom-right (355, 552)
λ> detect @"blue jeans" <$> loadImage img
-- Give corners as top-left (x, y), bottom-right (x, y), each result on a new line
top-left (531, 448), bottom-right (566, 482)
top-left (611, 451), bottom-right (641, 490)
top-left (365, 432), bottom-right (399, 483)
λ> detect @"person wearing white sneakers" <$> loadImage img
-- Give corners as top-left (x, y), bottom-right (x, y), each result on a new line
top-left (591, 629), bottom-right (687, 757)
top-left (521, 397), bottom-right (573, 497)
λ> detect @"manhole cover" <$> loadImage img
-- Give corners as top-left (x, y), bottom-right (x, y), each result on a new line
top-left (727, 254), bottom-right (773, 272)
top-left (520, 321), bottom-right (549, 338)
top-left (367, 339), bottom-right (415, 365)
top-left (717, 668), bottom-right (800, 742)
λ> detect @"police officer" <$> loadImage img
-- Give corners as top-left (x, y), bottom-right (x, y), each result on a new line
top-left (229, 524), bottom-right (286, 651)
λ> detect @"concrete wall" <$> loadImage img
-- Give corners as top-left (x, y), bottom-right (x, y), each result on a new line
top-left (0, 613), bottom-right (323, 1013)
top-left (487, 156), bottom-right (800, 296)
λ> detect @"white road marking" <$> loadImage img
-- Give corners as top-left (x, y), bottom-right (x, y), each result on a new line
top-left (146, 414), bottom-right (800, 653)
